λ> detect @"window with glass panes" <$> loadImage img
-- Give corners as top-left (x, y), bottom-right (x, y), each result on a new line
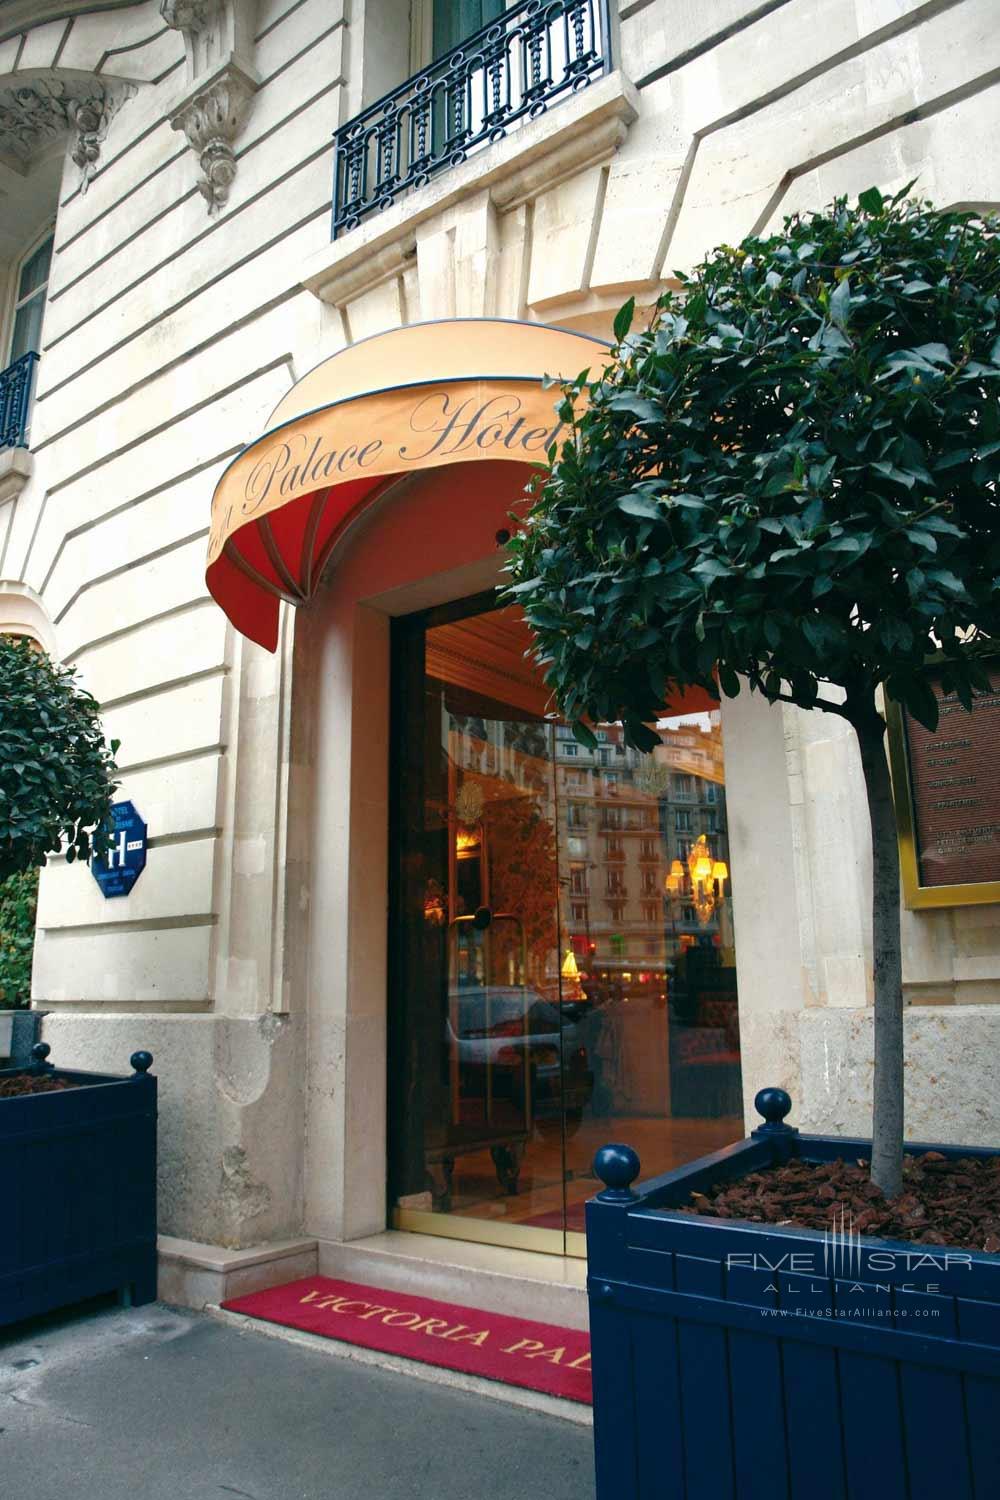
top-left (433, 0), bottom-right (504, 57)
top-left (9, 233), bottom-right (53, 364)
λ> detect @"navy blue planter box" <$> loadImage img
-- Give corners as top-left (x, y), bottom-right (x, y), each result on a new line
top-left (0, 1045), bottom-right (157, 1327)
top-left (587, 1092), bottom-right (1000, 1500)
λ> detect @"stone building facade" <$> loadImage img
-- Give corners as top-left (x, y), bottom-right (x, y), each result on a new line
top-left (1, 0), bottom-right (997, 1303)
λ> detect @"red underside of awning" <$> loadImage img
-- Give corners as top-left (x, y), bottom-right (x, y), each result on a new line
top-left (208, 475), bottom-right (386, 651)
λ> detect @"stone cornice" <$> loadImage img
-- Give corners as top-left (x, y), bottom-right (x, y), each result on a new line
top-left (301, 70), bottom-right (640, 309)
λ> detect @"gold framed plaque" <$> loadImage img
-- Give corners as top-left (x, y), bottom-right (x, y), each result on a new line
top-left (886, 662), bottom-right (1000, 910)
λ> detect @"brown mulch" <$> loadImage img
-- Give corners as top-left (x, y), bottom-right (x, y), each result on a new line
top-left (680, 1153), bottom-right (1000, 1254)
top-left (0, 1073), bottom-right (82, 1098)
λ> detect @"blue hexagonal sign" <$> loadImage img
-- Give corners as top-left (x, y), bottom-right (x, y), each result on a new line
top-left (91, 800), bottom-right (147, 898)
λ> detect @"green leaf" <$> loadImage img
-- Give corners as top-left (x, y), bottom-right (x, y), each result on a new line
top-left (932, 450), bottom-right (972, 472)
top-left (829, 275), bottom-right (851, 327)
top-left (718, 664), bottom-right (741, 698)
top-left (920, 514), bottom-right (963, 537)
top-left (872, 461), bottom-right (916, 489)
top-left (858, 186), bottom-right (884, 213)
top-left (903, 676), bottom-right (940, 732)
top-left (617, 494), bottom-right (663, 520)
top-left (572, 721), bottom-right (599, 750)
top-left (880, 617), bottom-right (914, 652)
top-left (613, 297), bottom-right (636, 343)
top-left (904, 527), bottom-right (937, 552)
top-left (624, 719), bottom-right (661, 753)
top-left (912, 342), bottom-right (951, 365)
top-left (608, 394), bottom-right (662, 423)
top-left (684, 291), bottom-right (708, 324)
top-left (926, 568), bottom-right (968, 597)
top-left (823, 533), bottom-right (873, 554)
top-left (802, 617), bottom-right (840, 653)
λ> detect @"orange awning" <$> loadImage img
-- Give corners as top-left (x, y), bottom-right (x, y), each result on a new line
top-left (206, 319), bottom-right (612, 651)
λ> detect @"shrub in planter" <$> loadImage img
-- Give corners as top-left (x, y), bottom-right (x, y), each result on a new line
top-left (0, 635), bottom-right (119, 880)
top-left (587, 1093), bottom-right (1000, 1500)
top-left (505, 189), bottom-right (1000, 1198)
top-left (0, 1044), bottom-right (157, 1326)
top-left (0, 635), bottom-right (118, 1059)
top-left (507, 192), bottom-right (1000, 1496)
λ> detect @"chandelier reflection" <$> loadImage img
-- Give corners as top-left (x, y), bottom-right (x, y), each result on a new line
top-left (664, 833), bottom-right (729, 926)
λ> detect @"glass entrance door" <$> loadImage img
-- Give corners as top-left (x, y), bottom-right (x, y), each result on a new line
top-left (389, 595), bottom-right (744, 1256)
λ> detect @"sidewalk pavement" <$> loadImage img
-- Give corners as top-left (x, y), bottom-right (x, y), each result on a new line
top-left (0, 1299), bottom-right (595, 1500)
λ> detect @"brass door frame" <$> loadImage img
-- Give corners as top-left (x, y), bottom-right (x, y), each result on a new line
top-left (387, 590), bottom-right (584, 1258)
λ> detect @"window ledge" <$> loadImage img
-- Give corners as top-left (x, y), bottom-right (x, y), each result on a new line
top-left (302, 69), bottom-right (640, 309)
top-left (0, 445), bottom-right (32, 506)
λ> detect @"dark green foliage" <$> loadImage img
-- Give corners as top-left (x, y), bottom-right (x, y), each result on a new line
top-left (0, 869), bottom-right (38, 1007)
top-left (0, 637), bottom-right (119, 880)
top-left (507, 189), bottom-right (1000, 1197)
top-left (505, 189), bottom-right (1000, 747)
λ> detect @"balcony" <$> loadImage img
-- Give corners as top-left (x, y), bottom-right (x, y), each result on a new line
top-left (0, 352), bottom-right (38, 504)
top-left (332, 0), bottom-right (613, 239)
top-left (0, 352), bottom-right (38, 452)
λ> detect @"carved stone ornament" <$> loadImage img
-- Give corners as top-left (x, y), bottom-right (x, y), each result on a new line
top-left (68, 87), bottom-right (136, 193)
top-left (0, 77), bottom-right (136, 190)
top-left (160, 0), bottom-right (220, 33)
top-left (169, 62), bottom-right (256, 215)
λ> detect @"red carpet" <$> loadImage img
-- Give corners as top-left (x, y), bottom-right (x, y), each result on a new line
top-left (222, 1276), bottom-right (592, 1404)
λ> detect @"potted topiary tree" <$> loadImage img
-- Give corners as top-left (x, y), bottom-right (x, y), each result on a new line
top-left (0, 633), bottom-right (119, 1061)
top-left (506, 189), bottom-right (1000, 1498)
top-left (0, 636), bottom-right (157, 1324)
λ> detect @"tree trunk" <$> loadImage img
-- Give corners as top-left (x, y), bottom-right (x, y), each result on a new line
top-left (853, 707), bottom-right (904, 1199)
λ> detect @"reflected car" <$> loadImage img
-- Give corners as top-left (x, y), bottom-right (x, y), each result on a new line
top-left (448, 987), bottom-right (594, 1127)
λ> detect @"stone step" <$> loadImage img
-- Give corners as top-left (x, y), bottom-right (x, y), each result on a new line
top-left (316, 1230), bottom-right (589, 1331)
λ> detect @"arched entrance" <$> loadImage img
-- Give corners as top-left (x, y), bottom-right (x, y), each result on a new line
top-left (206, 320), bottom-right (745, 1259)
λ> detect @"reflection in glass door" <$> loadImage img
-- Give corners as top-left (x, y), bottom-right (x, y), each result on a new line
top-left (389, 596), bottom-right (743, 1256)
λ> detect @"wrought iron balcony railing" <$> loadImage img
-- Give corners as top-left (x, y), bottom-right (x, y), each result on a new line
top-left (333, 0), bottom-right (612, 238)
top-left (0, 352), bottom-right (39, 450)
